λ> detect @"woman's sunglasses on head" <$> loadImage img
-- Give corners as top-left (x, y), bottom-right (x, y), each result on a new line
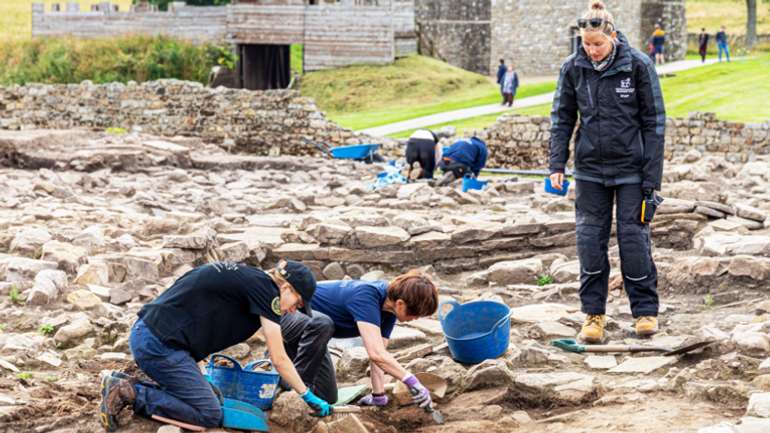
top-left (577, 18), bottom-right (613, 31)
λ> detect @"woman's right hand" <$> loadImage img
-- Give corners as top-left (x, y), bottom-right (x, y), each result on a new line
top-left (550, 172), bottom-right (564, 191)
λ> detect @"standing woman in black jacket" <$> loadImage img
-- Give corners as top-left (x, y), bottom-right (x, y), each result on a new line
top-left (548, 1), bottom-right (665, 343)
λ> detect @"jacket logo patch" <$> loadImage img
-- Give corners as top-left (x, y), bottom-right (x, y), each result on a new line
top-left (271, 297), bottom-right (281, 315)
top-left (616, 78), bottom-right (635, 98)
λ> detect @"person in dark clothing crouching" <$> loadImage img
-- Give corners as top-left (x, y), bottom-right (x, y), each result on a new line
top-left (405, 129), bottom-right (439, 180)
top-left (280, 270), bottom-right (439, 410)
top-left (435, 136), bottom-right (488, 186)
top-left (548, 1), bottom-right (665, 343)
top-left (98, 260), bottom-right (332, 432)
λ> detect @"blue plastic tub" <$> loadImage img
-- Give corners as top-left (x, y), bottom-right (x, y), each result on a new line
top-left (438, 300), bottom-right (511, 364)
top-left (206, 354), bottom-right (280, 410)
top-left (329, 144), bottom-right (380, 160)
top-left (544, 177), bottom-right (570, 196)
top-left (461, 175), bottom-right (488, 192)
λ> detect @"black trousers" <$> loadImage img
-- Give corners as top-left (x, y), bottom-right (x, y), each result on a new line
top-left (280, 312), bottom-right (338, 404)
top-left (406, 140), bottom-right (436, 179)
top-left (575, 180), bottom-right (659, 318)
top-left (438, 159), bottom-right (471, 179)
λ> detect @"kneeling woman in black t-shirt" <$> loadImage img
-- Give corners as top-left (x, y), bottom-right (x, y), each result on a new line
top-left (98, 260), bottom-right (332, 431)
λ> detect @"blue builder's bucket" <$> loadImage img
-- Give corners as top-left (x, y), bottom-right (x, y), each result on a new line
top-left (206, 354), bottom-right (280, 410)
top-left (461, 175), bottom-right (488, 192)
top-left (438, 300), bottom-right (511, 364)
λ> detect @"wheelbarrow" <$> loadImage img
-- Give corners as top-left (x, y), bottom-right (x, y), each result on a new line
top-left (308, 139), bottom-right (381, 162)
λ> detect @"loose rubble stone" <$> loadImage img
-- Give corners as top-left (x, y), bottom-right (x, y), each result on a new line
top-left (66, 289), bottom-right (103, 310)
top-left (9, 227), bottom-right (52, 258)
top-left (746, 393), bottom-right (770, 418)
top-left (26, 269), bottom-right (68, 305)
top-left (360, 270), bottom-right (385, 281)
top-left (608, 356), bottom-right (677, 374)
top-left (487, 258), bottom-right (543, 285)
top-left (54, 316), bottom-right (93, 348)
top-left (353, 226), bottom-right (410, 248)
top-left (462, 359), bottom-right (516, 392)
top-left (585, 355), bottom-right (618, 370)
top-left (735, 204), bottom-right (767, 223)
top-left (322, 262), bottom-right (346, 280)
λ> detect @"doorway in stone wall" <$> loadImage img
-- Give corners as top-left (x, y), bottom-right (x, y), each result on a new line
top-left (237, 44), bottom-right (291, 90)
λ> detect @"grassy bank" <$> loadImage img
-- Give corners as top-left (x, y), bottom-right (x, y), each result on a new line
top-left (400, 53), bottom-right (770, 137)
top-left (0, 35), bottom-right (233, 85)
top-left (301, 55), bottom-right (556, 131)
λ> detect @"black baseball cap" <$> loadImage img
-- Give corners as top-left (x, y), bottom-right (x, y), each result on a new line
top-left (275, 260), bottom-right (316, 316)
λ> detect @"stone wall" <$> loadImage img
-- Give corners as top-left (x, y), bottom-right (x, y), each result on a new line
top-left (640, 0), bottom-right (687, 61)
top-left (414, 0), bottom-right (491, 75)
top-left (490, 0), bottom-right (642, 76)
top-left (477, 112), bottom-right (770, 170)
top-left (0, 80), bottom-right (375, 156)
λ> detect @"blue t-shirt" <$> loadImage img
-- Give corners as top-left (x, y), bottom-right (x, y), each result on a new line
top-left (311, 280), bottom-right (397, 339)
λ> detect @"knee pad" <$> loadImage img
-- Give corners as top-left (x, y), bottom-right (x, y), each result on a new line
top-left (618, 225), bottom-right (652, 281)
top-left (576, 225), bottom-right (608, 275)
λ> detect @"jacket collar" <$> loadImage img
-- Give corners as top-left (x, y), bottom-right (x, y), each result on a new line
top-left (574, 31), bottom-right (633, 77)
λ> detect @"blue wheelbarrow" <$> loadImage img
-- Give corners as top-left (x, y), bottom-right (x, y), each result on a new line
top-left (309, 139), bottom-right (382, 163)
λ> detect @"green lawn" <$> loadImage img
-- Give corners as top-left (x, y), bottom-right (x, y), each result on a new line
top-left (396, 53), bottom-right (770, 137)
top-left (301, 55), bottom-right (555, 131)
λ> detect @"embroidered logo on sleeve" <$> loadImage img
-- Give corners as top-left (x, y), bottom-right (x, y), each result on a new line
top-left (211, 261), bottom-right (239, 272)
top-left (271, 297), bottom-right (281, 315)
top-left (616, 78), bottom-right (635, 98)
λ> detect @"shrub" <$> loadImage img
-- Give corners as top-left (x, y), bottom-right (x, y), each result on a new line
top-left (0, 35), bottom-right (236, 86)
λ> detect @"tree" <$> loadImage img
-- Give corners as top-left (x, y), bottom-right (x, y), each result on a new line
top-left (135, 0), bottom-right (231, 12)
top-left (746, 0), bottom-right (757, 49)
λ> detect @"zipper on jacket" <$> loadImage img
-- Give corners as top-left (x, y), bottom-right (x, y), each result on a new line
top-left (586, 80), bottom-right (595, 109)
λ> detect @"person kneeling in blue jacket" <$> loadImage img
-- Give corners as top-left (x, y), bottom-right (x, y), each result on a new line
top-left (98, 260), bottom-right (332, 432)
top-left (279, 270), bottom-right (439, 409)
top-left (435, 136), bottom-right (488, 186)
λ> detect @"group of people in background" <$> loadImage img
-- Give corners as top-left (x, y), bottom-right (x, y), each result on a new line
top-left (496, 59), bottom-right (519, 107)
top-left (699, 25), bottom-right (731, 63)
top-left (652, 23), bottom-right (731, 65)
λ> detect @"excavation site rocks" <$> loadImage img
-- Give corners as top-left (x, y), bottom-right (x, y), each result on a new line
top-left (1, 128), bottom-right (770, 433)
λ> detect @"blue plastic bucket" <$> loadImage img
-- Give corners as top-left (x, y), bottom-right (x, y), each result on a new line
top-left (329, 144), bottom-right (380, 160)
top-left (461, 175), bottom-right (488, 192)
top-left (206, 354), bottom-right (280, 410)
top-left (438, 300), bottom-right (511, 364)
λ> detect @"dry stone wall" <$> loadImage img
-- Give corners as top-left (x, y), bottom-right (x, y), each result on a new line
top-left (0, 80), bottom-right (376, 156)
top-left (477, 112), bottom-right (770, 170)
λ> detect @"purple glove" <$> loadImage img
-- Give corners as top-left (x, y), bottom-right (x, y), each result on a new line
top-left (403, 374), bottom-right (432, 408)
top-left (357, 393), bottom-right (389, 407)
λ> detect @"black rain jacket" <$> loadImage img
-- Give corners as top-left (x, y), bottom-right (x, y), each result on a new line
top-left (548, 31), bottom-right (666, 191)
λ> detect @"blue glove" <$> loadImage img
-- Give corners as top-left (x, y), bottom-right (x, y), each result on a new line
top-left (300, 389), bottom-right (333, 417)
top-left (403, 374), bottom-right (432, 408)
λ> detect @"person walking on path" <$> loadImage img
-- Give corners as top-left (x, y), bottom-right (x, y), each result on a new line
top-left (496, 59), bottom-right (508, 105)
top-left (716, 25), bottom-right (730, 62)
top-left (279, 270), bottom-right (439, 409)
top-left (98, 260), bottom-right (333, 431)
top-left (548, 0), bottom-right (666, 344)
top-left (502, 65), bottom-right (520, 107)
top-left (651, 23), bottom-right (666, 65)
top-left (698, 28), bottom-right (710, 63)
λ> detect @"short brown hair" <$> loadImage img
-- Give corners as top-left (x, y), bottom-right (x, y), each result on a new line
top-left (387, 270), bottom-right (438, 317)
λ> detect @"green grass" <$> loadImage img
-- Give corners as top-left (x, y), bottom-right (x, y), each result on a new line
top-left (291, 44), bottom-right (303, 76)
top-left (301, 55), bottom-right (556, 131)
top-left (396, 53), bottom-right (770, 136)
top-left (687, 0), bottom-right (770, 36)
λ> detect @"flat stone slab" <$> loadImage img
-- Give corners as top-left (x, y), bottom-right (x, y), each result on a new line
top-left (403, 318), bottom-right (443, 335)
top-left (584, 355), bottom-right (618, 370)
top-left (510, 303), bottom-right (574, 324)
top-left (608, 356), bottom-right (677, 374)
